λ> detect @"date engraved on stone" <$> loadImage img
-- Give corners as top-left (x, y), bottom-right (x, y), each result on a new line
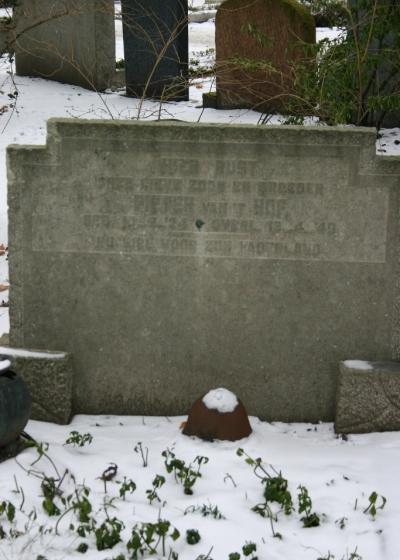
top-left (32, 168), bottom-right (388, 263)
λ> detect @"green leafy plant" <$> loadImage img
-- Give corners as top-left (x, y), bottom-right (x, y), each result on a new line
top-left (77, 542), bottom-right (89, 553)
top-left (298, 485), bottom-right (320, 528)
top-left (119, 477), bottom-right (137, 500)
top-left (162, 448), bottom-right (209, 495)
top-left (264, 475), bottom-right (293, 515)
top-left (284, 1), bottom-right (400, 128)
top-left (146, 475), bottom-right (166, 505)
top-left (242, 542), bottom-right (258, 559)
top-left (127, 519), bottom-right (180, 558)
top-left (184, 503), bottom-right (225, 520)
top-left (237, 448), bottom-right (290, 537)
top-left (65, 431), bottom-right (93, 448)
top-left (95, 517), bottom-right (124, 551)
top-left (41, 477), bottom-right (61, 517)
top-left (186, 528), bottom-right (201, 545)
top-left (228, 542), bottom-right (258, 560)
top-left (0, 500), bottom-right (15, 523)
top-left (363, 491), bottom-right (387, 518)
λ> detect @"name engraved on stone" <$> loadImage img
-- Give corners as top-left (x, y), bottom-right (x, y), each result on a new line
top-left (31, 169), bottom-right (388, 263)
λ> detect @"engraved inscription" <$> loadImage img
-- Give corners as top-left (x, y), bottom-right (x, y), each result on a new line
top-left (31, 147), bottom-right (389, 263)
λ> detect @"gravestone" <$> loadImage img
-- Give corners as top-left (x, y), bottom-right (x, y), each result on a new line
top-left (215, 0), bottom-right (315, 111)
top-left (121, 0), bottom-right (188, 100)
top-left (347, 0), bottom-right (399, 127)
top-left (7, 120), bottom-right (400, 422)
top-left (14, 0), bottom-right (115, 91)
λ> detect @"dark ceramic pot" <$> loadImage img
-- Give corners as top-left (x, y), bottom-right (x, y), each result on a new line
top-left (183, 392), bottom-right (252, 441)
top-left (0, 369), bottom-right (31, 448)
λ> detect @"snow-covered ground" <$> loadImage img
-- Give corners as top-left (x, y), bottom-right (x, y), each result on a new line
top-left (0, 415), bottom-right (398, 560)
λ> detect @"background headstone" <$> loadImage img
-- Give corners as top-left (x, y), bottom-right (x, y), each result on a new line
top-left (7, 120), bottom-right (400, 422)
top-left (347, 0), bottom-right (400, 127)
top-left (215, 0), bottom-right (315, 111)
top-left (14, 0), bottom-right (115, 91)
top-left (121, 0), bottom-right (189, 100)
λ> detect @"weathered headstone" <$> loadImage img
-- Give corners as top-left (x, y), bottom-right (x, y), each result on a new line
top-left (14, 0), bottom-right (115, 91)
top-left (215, 0), bottom-right (315, 111)
top-left (121, 0), bottom-right (188, 100)
top-left (336, 360), bottom-right (400, 433)
top-left (7, 120), bottom-right (400, 422)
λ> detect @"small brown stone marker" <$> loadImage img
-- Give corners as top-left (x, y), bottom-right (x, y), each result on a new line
top-left (215, 0), bottom-right (315, 112)
top-left (183, 388), bottom-right (252, 441)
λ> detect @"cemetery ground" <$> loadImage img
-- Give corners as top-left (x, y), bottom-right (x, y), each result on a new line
top-left (0, 3), bottom-right (399, 559)
top-left (0, 414), bottom-right (399, 560)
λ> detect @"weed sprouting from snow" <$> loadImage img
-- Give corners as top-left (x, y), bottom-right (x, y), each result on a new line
top-left (134, 442), bottom-right (149, 467)
top-left (363, 492), bottom-right (386, 519)
top-left (229, 541), bottom-right (258, 560)
top-left (0, 428), bottom-right (389, 559)
top-left (65, 431), bottom-right (93, 448)
top-left (95, 517), bottom-right (124, 551)
top-left (237, 448), bottom-right (323, 536)
top-left (186, 528), bottom-right (201, 545)
top-left (146, 474), bottom-right (166, 505)
top-left (317, 548), bottom-right (362, 560)
top-left (298, 485), bottom-right (320, 528)
top-left (335, 516), bottom-right (348, 529)
top-left (0, 499), bottom-right (15, 523)
top-left (99, 463), bottom-right (118, 494)
top-left (162, 448), bottom-right (209, 495)
top-left (118, 477), bottom-right (137, 501)
top-left (184, 503), bottom-right (225, 519)
top-left (127, 519), bottom-right (180, 558)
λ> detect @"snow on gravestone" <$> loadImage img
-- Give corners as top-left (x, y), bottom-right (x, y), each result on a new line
top-left (215, 0), bottom-right (315, 111)
top-left (6, 120), bottom-right (400, 421)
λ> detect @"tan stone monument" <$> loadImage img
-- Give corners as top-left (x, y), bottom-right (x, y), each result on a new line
top-left (215, 0), bottom-right (315, 112)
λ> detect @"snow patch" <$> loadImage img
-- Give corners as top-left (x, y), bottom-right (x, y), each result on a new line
top-left (0, 346), bottom-right (67, 360)
top-left (0, 359), bottom-right (10, 371)
top-left (344, 359), bottom-right (373, 371)
top-left (202, 387), bottom-right (238, 413)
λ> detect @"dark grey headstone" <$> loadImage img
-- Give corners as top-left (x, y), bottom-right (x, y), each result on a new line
top-left (347, 0), bottom-right (399, 127)
top-left (14, 0), bottom-right (115, 92)
top-left (121, 0), bottom-right (188, 100)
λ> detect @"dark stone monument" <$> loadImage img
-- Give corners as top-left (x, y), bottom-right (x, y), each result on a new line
top-left (121, 0), bottom-right (189, 101)
top-left (347, 0), bottom-right (399, 127)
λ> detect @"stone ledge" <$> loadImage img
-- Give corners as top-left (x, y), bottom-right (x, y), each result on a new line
top-left (0, 347), bottom-right (73, 425)
top-left (335, 360), bottom-right (400, 434)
